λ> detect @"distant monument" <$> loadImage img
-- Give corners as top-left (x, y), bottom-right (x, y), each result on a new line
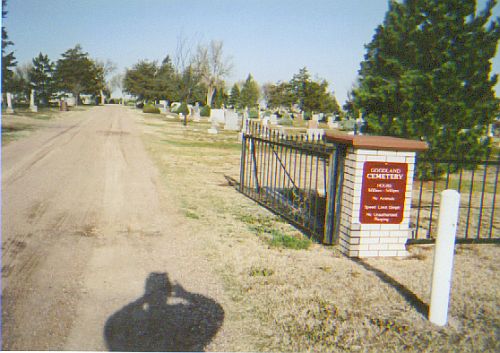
top-left (6, 92), bottom-right (14, 113)
top-left (30, 90), bottom-right (38, 112)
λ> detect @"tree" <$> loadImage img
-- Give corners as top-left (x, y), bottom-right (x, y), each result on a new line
top-left (2, 0), bottom-right (17, 94)
top-left (29, 52), bottom-right (55, 105)
top-left (353, 0), bottom-right (500, 164)
top-left (95, 59), bottom-right (117, 103)
top-left (228, 83), bottom-right (240, 108)
top-left (54, 45), bottom-right (105, 104)
top-left (264, 81), bottom-right (295, 110)
top-left (123, 60), bottom-right (158, 102)
top-left (289, 67), bottom-right (341, 115)
top-left (239, 74), bottom-right (260, 108)
top-left (212, 86), bottom-right (229, 108)
top-left (154, 55), bottom-right (178, 101)
top-left (11, 63), bottom-right (32, 99)
top-left (176, 64), bottom-right (205, 104)
top-left (193, 40), bottom-right (232, 107)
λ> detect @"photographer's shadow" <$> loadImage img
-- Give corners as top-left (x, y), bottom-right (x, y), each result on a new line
top-left (104, 272), bottom-right (224, 352)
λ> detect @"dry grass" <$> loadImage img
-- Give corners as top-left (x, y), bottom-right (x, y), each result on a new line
top-left (139, 112), bottom-right (499, 352)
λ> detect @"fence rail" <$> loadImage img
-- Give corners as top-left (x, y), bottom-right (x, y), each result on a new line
top-left (240, 121), bottom-right (336, 241)
top-left (409, 156), bottom-right (499, 243)
top-left (240, 121), bottom-right (499, 245)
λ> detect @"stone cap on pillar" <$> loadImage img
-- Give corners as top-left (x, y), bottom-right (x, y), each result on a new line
top-left (325, 131), bottom-right (428, 152)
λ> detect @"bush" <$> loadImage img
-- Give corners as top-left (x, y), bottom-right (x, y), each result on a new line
top-left (249, 109), bottom-right (259, 119)
top-left (174, 102), bottom-right (189, 115)
top-left (200, 105), bottom-right (211, 117)
top-left (143, 104), bottom-right (160, 114)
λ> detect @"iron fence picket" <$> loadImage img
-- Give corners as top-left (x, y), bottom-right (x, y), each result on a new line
top-left (409, 157), bottom-right (499, 244)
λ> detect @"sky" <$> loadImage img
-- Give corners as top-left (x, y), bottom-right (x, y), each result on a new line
top-left (3, 0), bottom-right (500, 105)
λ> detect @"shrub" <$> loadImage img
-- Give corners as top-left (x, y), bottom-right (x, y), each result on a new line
top-left (200, 105), bottom-right (211, 117)
top-left (278, 113), bottom-right (293, 126)
top-left (143, 104), bottom-right (160, 114)
top-left (174, 102), bottom-right (189, 115)
top-left (249, 109), bottom-right (259, 119)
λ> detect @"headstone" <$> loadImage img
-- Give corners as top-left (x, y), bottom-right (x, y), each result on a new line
top-left (307, 128), bottom-right (325, 140)
top-left (170, 102), bottom-right (181, 112)
top-left (270, 114), bottom-right (278, 125)
top-left (6, 92), bottom-right (14, 113)
top-left (210, 109), bottom-right (225, 124)
top-left (29, 90), bottom-right (38, 112)
top-left (193, 102), bottom-right (201, 122)
top-left (327, 116), bottom-right (339, 129)
top-left (312, 113), bottom-right (320, 122)
top-left (208, 117), bottom-right (218, 134)
top-left (66, 96), bottom-right (76, 106)
top-left (224, 109), bottom-right (240, 131)
top-left (307, 120), bottom-right (319, 129)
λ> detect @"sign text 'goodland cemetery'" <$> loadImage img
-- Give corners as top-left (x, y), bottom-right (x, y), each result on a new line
top-left (359, 162), bottom-right (408, 224)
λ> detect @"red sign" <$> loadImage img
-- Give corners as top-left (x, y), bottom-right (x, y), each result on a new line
top-left (359, 161), bottom-right (408, 224)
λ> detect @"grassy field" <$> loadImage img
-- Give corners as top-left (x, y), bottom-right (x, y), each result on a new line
top-left (139, 111), bottom-right (499, 352)
top-left (1, 106), bottom-right (91, 146)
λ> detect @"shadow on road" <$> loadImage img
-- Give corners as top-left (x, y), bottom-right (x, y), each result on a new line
top-left (104, 272), bottom-right (224, 352)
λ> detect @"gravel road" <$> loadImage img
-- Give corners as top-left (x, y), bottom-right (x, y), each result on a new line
top-left (2, 105), bottom-right (229, 350)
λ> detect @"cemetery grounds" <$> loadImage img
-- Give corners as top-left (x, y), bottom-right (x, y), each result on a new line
top-left (1, 106), bottom-right (498, 352)
top-left (140, 111), bottom-right (499, 352)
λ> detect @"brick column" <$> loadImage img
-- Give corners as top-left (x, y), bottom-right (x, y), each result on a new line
top-left (325, 133), bottom-right (427, 258)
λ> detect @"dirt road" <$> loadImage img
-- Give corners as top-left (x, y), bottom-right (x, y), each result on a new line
top-left (2, 105), bottom-right (229, 350)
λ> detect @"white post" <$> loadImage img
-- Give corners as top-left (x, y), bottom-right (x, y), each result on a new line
top-left (429, 189), bottom-right (460, 326)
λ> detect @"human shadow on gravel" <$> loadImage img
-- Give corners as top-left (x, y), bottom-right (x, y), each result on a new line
top-left (104, 272), bottom-right (224, 352)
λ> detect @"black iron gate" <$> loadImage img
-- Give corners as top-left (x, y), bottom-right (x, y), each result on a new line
top-left (239, 120), bottom-right (344, 243)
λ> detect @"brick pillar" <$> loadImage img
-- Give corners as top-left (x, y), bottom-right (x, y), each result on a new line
top-left (325, 133), bottom-right (427, 258)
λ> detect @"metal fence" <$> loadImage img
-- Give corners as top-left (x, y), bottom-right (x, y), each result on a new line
top-left (239, 121), bottom-right (337, 241)
top-left (409, 156), bottom-right (500, 243)
top-left (240, 121), bottom-right (499, 245)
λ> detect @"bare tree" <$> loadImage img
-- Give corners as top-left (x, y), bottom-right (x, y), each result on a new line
top-left (109, 72), bottom-right (124, 100)
top-left (95, 59), bottom-right (117, 103)
top-left (173, 33), bottom-right (194, 74)
top-left (193, 40), bottom-right (232, 107)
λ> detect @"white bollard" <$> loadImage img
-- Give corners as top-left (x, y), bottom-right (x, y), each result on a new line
top-left (429, 189), bottom-right (460, 326)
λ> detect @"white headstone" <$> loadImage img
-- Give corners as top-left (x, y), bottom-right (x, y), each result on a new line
top-left (6, 92), bottom-right (14, 113)
top-left (208, 117), bottom-right (218, 134)
top-left (224, 109), bottom-right (240, 131)
top-left (210, 109), bottom-right (225, 124)
top-left (29, 90), bottom-right (38, 112)
top-left (193, 102), bottom-right (201, 122)
top-left (312, 113), bottom-right (320, 122)
top-left (327, 116), bottom-right (338, 129)
top-left (270, 114), bottom-right (278, 125)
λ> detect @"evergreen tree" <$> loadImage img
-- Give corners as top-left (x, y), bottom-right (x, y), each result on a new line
top-left (228, 83), bottom-right (240, 108)
top-left (239, 74), bottom-right (260, 108)
top-left (155, 55), bottom-right (178, 102)
top-left (353, 0), bottom-right (500, 166)
top-left (265, 81), bottom-right (294, 110)
top-left (2, 0), bottom-right (17, 93)
top-left (29, 52), bottom-right (55, 106)
top-left (212, 86), bottom-right (229, 108)
top-left (123, 60), bottom-right (158, 102)
top-left (54, 45), bottom-right (104, 104)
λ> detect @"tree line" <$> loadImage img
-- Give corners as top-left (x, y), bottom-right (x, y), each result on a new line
top-left (2, 0), bottom-right (498, 164)
top-left (2, 45), bottom-right (109, 106)
top-left (123, 39), bottom-right (341, 116)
